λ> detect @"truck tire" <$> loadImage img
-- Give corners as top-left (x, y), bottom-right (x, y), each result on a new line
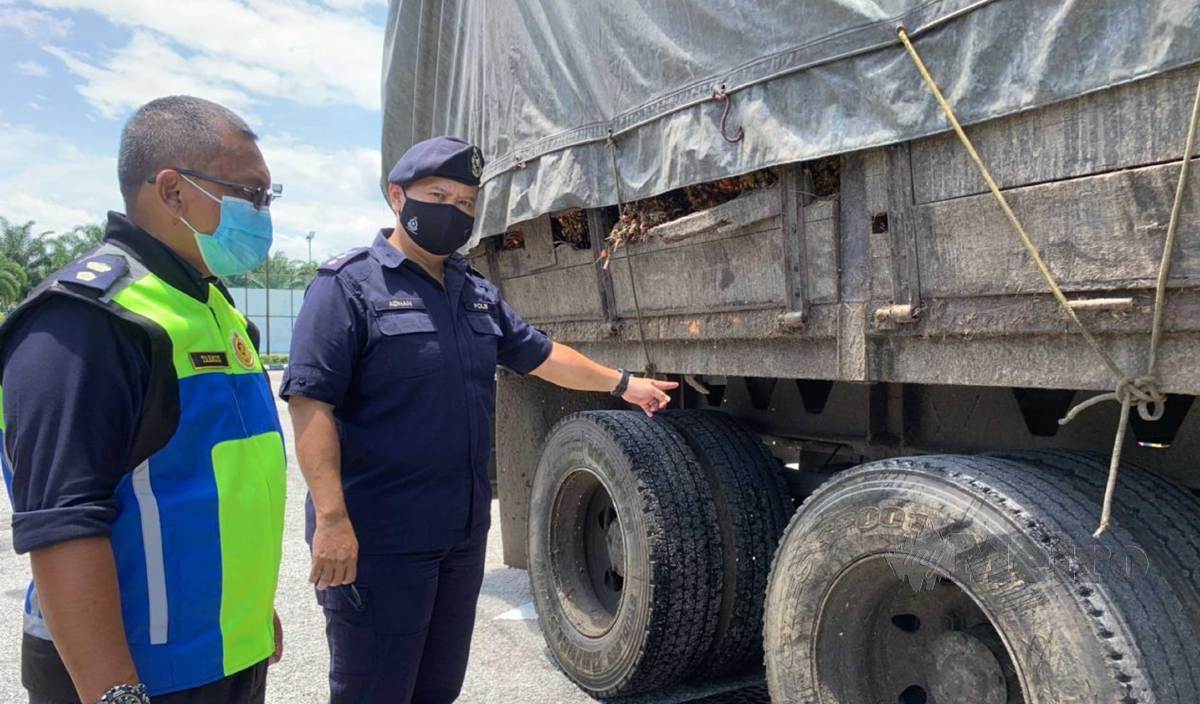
top-left (660, 410), bottom-right (793, 676)
top-left (990, 450), bottom-right (1200, 640)
top-left (764, 454), bottom-right (1200, 704)
top-left (528, 411), bottom-right (722, 698)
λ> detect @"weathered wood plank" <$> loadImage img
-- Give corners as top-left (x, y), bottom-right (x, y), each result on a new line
top-left (608, 212), bottom-right (782, 258)
top-left (611, 229), bottom-right (787, 316)
top-left (647, 186), bottom-right (782, 243)
top-left (915, 157), bottom-right (1200, 297)
top-left (501, 264), bottom-right (606, 322)
top-left (780, 166), bottom-right (808, 317)
top-left (553, 242), bottom-right (594, 268)
top-left (879, 332), bottom-right (1200, 395)
top-left (805, 215), bottom-right (839, 303)
top-left (497, 214), bottom-right (555, 279)
top-left (911, 63), bottom-right (1200, 203)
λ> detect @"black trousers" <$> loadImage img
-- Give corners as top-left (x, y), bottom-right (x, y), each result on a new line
top-left (320, 529), bottom-right (488, 704)
top-left (27, 660), bottom-right (268, 704)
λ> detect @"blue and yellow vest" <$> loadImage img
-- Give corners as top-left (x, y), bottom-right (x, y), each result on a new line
top-left (0, 244), bottom-right (286, 695)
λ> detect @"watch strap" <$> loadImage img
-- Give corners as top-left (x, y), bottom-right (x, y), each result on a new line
top-left (611, 369), bottom-right (633, 397)
top-left (98, 683), bottom-right (151, 704)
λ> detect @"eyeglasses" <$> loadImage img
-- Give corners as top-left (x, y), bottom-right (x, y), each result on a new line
top-left (148, 168), bottom-right (283, 209)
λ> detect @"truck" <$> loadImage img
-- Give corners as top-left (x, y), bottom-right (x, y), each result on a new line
top-left (382, 2), bottom-right (1200, 702)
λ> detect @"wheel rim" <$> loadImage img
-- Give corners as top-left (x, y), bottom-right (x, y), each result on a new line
top-left (814, 555), bottom-right (1026, 704)
top-left (549, 467), bottom-right (626, 637)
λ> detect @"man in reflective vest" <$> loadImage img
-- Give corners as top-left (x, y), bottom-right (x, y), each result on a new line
top-left (0, 95), bottom-right (286, 704)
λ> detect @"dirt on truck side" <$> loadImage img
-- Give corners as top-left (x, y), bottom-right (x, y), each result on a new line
top-left (384, 1), bottom-right (1200, 702)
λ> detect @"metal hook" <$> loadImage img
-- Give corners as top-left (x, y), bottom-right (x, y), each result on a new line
top-left (712, 86), bottom-right (744, 144)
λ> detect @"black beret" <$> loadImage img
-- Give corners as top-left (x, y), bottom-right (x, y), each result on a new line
top-left (387, 136), bottom-right (485, 187)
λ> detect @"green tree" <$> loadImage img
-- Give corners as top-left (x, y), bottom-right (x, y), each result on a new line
top-left (228, 251), bottom-right (314, 289)
top-left (0, 257), bottom-right (28, 309)
top-left (43, 223), bottom-right (106, 272)
top-left (0, 217), bottom-right (53, 293)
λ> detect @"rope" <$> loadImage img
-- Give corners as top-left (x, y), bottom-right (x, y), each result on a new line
top-left (897, 27), bottom-right (1199, 537)
top-left (1150, 76), bottom-right (1200, 376)
top-left (606, 132), bottom-right (655, 375)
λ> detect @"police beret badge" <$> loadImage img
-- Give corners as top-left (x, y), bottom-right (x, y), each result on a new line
top-left (471, 147), bottom-right (483, 179)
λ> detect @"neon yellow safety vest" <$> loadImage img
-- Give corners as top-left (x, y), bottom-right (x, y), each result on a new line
top-left (0, 243), bottom-right (286, 696)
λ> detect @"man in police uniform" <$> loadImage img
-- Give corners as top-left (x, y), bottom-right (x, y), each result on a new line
top-left (0, 96), bottom-right (287, 704)
top-left (281, 136), bottom-right (676, 704)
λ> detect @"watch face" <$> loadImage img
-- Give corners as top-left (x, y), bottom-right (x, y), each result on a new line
top-left (101, 687), bottom-right (149, 704)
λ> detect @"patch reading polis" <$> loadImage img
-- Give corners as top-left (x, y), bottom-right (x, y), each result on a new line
top-left (231, 332), bottom-right (257, 370)
top-left (466, 301), bottom-right (494, 313)
top-left (189, 351), bottom-right (230, 371)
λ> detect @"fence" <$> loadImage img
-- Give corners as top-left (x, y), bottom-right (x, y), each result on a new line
top-left (226, 287), bottom-right (307, 356)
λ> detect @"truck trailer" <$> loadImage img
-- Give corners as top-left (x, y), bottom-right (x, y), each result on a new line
top-left (382, 2), bottom-right (1200, 702)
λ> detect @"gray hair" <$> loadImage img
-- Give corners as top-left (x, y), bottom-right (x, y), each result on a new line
top-left (118, 95), bottom-right (258, 208)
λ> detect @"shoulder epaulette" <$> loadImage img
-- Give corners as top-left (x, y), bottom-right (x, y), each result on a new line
top-left (319, 247), bottom-right (370, 273)
top-left (56, 253), bottom-right (128, 295)
top-left (465, 264), bottom-right (492, 282)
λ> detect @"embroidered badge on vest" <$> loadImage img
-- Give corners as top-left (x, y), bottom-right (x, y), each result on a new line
top-left (231, 332), bottom-right (256, 370)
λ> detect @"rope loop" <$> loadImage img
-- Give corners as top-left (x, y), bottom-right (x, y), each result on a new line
top-left (1119, 376), bottom-right (1167, 421)
top-left (1058, 376), bottom-right (1166, 427)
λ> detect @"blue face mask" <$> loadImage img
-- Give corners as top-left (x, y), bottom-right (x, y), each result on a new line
top-left (179, 175), bottom-right (273, 277)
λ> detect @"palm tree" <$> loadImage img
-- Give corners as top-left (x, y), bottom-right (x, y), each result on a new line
top-left (0, 256), bottom-right (29, 311)
top-left (232, 251), bottom-right (306, 289)
top-left (0, 217), bottom-right (53, 294)
top-left (41, 223), bottom-right (105, 273)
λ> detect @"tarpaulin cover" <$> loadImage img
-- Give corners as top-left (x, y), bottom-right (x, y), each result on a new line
top-left (382, 0), bottom-right (1200, 246)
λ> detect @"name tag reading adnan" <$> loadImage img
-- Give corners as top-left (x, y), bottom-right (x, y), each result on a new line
top-left (374, 298), bottom-right (425, 311)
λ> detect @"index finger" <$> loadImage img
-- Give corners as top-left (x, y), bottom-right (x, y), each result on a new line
top-left (652, 380), bottom-right (680, 390)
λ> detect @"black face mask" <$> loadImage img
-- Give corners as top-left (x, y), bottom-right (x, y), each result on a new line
top-left (398, 194), bottom-right (475, 256)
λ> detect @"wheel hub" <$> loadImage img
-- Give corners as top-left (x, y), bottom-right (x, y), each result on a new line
top-left (814, 556), bottom-right (1025, 704)
top-left (547, 468), bottom-right (627, 637)
top-left (928, 631), bottom-right (1008, 704)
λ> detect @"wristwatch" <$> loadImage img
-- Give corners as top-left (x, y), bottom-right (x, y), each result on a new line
top-left (98, 683), bottom-right (151, 704)
top-left (610, 369), bottom-right (633, 397)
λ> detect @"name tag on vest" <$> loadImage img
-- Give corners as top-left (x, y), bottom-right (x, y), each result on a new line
top-left (189, 351), bottom-right (231, 370)
top-left (374, 298), bottom-right (425, 311)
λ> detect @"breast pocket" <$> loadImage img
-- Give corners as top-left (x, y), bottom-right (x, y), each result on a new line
top-left (372, 309), bottom-right (442, 378)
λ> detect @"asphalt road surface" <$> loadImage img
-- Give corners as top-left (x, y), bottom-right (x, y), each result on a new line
top-left (0, 372), bottom-right (763, 702)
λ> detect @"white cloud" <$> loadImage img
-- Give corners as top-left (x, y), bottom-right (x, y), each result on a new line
top-left (33, 0), bottom-right (383, 114)
top-left (0, 7), bottom-right (72, 39)
top-left (259, 137), bottom-right (391, 260)
top-left (318, 0), bottom-right (387, 10)
top-left (0, 121), bottom-right (389, 260)
top-left (15, 60), bottom-right (50, 77)
top-left (0, 122), bottom-right (115, 233)
top-left (45, 33), bottom-right (261, 119)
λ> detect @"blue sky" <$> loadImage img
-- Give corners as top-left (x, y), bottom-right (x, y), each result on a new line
top-left (1, 0), bottom-right (394, 261)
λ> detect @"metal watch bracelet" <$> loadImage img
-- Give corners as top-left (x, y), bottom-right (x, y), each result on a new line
top-left (98, 683), bottom-right (151, 704)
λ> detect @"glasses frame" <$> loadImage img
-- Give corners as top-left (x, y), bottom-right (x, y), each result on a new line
top-left (147, 168), bottom-right (283, 209)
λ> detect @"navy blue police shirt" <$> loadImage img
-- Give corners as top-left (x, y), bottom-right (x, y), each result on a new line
top-left (279, 231), bottom-right (552, 553)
